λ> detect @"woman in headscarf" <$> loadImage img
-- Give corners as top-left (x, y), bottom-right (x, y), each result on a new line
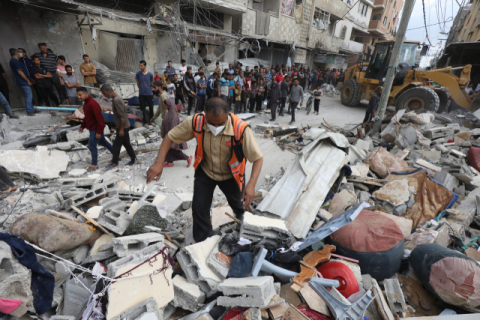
top-left (269, 81), bottom-right (281, 122)
top-left (161, 99), bottom-right (193, 167)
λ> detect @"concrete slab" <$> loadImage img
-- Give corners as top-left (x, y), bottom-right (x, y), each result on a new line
top-left (0, 149), bottom-right (70, 181)
top-left (67, 126), bottom-right (111, 141)
top-left (329, 189), bottom-right (357, 216)
top-left (383, 278), bottom-right (407, 317)
top-left (217, 276), bottom-right (275, 307)
top-left (372, 179), bottom-right (410, 206)
top-left (107, 243), bottom-right (174, 320)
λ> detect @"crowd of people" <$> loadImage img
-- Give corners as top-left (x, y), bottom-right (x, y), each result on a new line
top-left (1, 43), bottom-right (99, 118)
top-left (144, 60), bottom-right (346, 125)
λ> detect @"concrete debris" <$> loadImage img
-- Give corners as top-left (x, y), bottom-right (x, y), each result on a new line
top-left (217, 276), bottom-right (275, 307)
top-left (172, 275), bottom-right (206, 312)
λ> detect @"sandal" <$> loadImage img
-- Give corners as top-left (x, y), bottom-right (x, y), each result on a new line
top-left (1, 187), bottom-right (13, 193)
top-left (164, 163), bottom-right (174, 167)
top-left (87, 165), bottom-right (98, 172)
top-left (187, 156), bottom-right (193, 168)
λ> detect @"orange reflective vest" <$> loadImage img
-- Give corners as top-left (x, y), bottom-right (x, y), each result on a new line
top-left (192, 113), bottom-right (249, 192)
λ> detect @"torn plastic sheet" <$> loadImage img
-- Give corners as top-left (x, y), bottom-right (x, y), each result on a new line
top-left (257, 132), bottom-right (349, 239)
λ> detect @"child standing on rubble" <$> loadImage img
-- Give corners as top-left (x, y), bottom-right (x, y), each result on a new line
top-left (310, 84), bottom-right (323, 115)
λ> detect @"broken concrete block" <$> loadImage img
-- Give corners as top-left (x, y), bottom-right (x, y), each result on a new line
top-left (365, 147), bottom-right (409, 178)
top-left (424, 127), bottom-right (454, 139)
top-left (217, 276), bottom-right (275, 307)
top-left (55, 244), bottom-right (90, 264)
top-left (175, 192), bottom-right (193, 210)
top-left (418, 150), bottom-right (442, 162)
top-left (355, 139), bottom-right (374, 152)
top-left (58, 178), bottom-right (96, 188)
top-left (206, 239), bottom-right (231, 279)
top-left (9, 213), bottom-right (102, 252)
top-left (241, 211), bottom-right (290, 242)
top-left (0, 241), bottom-right (34, 312)
top-left (329, 189), bottom-right (357, 216)
top-left (383, 278), bottom-right (407, 317)
top-left (64, 182), bottom-right (117, 209)
top-left (176, 236), bottom-right (223, 297)
top-left (433, 171), bottom-right (459, 191)
top-left (112, 233), bottom-right (164, 258)
top-left (243, 308), bottom-right (261, 320)
top-left (87, 234), bottom-right (115, 262)
top-left (97, 209), bottom-right (133, 235)
top-left (372, 179), bottom-right (410, 206)
top-left (50, 316), bottom-right (75, 320)
top-left (69, 168), bottom-right (87, 177)
top-left (86, 206), bottom-right (103, 219)
top-left (433, 223), bottom-right (451, 247)
top-left (107, 243), bottom-right (174, 320)
top-left (380, 123), bottom-right (397, 143)
top-left (110, 297), bottom-right (163, 320)
top-left (399, 124), bottom-right (417, 144)
top-left (172, 275), bottom-right (206, 312)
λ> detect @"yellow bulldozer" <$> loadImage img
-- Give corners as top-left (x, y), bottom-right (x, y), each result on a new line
top-left (340, 40), bottom-right (473, 113)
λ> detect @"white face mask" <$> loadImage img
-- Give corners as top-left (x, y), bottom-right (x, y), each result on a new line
top-left (207, 123), bottom-right (225, 136)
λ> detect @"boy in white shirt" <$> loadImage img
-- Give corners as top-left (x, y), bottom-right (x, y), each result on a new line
top-left (166, 78), bottom-right (176, 101)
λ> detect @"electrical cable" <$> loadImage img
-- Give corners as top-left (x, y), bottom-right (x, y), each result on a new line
top-left (422, 0), bottom-right (433, 46)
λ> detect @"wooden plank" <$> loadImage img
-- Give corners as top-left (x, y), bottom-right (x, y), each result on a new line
top-left (46, 120), bottom-right (70, 132)
top-left (415, 159), bottom-right (442, 172)
top-left (299, 285), bottom-right (331, 317)
top-left (372, 278), bottom-right (395, 320)
top-left (71, 205), bottom-right (112, 236)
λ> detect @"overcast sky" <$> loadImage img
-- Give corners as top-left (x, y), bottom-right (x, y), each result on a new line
top-left (403, 0), bottom-right (462, 65)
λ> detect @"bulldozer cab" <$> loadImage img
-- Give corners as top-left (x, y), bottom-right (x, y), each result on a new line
top-left (365, 41), bottom-right (419, 81)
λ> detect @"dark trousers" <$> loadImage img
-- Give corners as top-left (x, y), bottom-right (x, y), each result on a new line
top-left (249, 97), bottom-right (256, 113)
top-left (363, 110), bottom-right (373, 123)
top-left (112, 127), bottom-right (136, 165)
top-left (0, 84), bottom-right (9, 103)
top-left (255, 95), bottom-right (263, 112)
top-left (139, 95), bottom-right (154, 124)
top-left (51, 72), bottom-right (67, 101)
top-left (196, 95), bottom-right (206, 112)
top-left (175, 94), bottom-right (185, 105)
top-left (192, 167), bottom-right (245, 242)
top-left (279, 97), bottom-right (286, 115)
top-left (235, 100), bottom-right (242, 114)
top-left (290, 102), bottom-right (299, 122)
top-left (32, 84), bottom-right (44, 105)
top-left (88, 131), bottom-right (114, 165)
top-left (39, 87), bottom-right (60, 107)
top-left (187, 95), bottom-right (195, 115)
top-left (0, 166), bottom-right (14, 191)
top-left (314, 99), bottom-right (320, 113)
top-left (228, 96), bottom-right (234, 111)
top-left (270, 102), bottom-right (278, 120)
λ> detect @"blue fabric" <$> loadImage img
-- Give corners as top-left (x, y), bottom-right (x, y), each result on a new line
top-left (228, 69), bottom-right (234, 74)
top-left (229, 80), bottom-right (235, 97)
top-left (0, 233), bottom-right (55, 315)
top-left (135, 71), bottom-right (154, 96)
top-left (0, 91), bottom-right (12, 115)
top-left (197, 78), bottom-right (206, 95)
top-left (10, 58), bottom-right (29, 86)
top-left (227, 252), bottom-right (253, 278)
top-left (21, 57), bottom-right (34, 78)
top-left (207, 76), bottom-right (214, 94)
top-left (88, 130), bottom-right (113, 165)
top-left (20, 86), bottom-right (35, 114)
top-left (390, 168), bottom-right (459, 211)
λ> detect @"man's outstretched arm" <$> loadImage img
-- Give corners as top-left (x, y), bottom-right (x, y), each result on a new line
top-left (242, 157), bottom-right (263, 209)
top-left (146, 135), bottom-right (173, 183)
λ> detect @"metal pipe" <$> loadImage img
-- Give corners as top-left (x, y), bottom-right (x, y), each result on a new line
top-left (35, 107), bottom-right (78, 111)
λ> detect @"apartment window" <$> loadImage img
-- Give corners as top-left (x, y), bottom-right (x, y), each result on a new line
top-left (372, 14), bottom-right (381, 21)
top-left (358, 2), bottom-right (368, 17)
top-left (313, 7), bottom-right (330, 30)
top-left (393, 1), bottom-right (396, 9)
top-left (340, 26), bottom-right (347, 39)
top-left (467, 32), bottom-right (474, 42)
top-left (371, 38), bottom-right (375, 45)
top-left (383, 16), bottom-right (388, 25)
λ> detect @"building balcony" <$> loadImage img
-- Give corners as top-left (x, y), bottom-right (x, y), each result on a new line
top-left (184, 0), bottom-right (247, 15)
top-left (339, 39), bottom-right (364, 53)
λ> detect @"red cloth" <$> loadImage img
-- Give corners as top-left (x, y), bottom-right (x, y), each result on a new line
top-left (0, 298), bottom-right (22, 314)
top-left (275, 73), bottom-right (284, 83)
top-left (330, 210), bottom-right (404, 252)
top-left (468, 147), bottom-right (480, 173)
top-left (80, 96), bottom-right (106, 134)
top-left (222, 307), bottom-right (249, 320)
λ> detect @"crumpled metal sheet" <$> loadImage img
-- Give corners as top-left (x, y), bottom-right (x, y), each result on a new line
top-left (256, 132), bottom-right (349, 239)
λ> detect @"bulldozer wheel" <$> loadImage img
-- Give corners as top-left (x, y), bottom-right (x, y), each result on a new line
top-left (395, 87), bottom-right (440, 113)
top-left (340, 79), bottom-right (360, 106)
top-left (436, 91), bottom-right (451, 114)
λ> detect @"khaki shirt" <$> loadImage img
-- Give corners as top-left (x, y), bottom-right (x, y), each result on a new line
top-left (168, 115), bottom-right (263, 181)
top-left (80, 63), bottom-right (97, 84)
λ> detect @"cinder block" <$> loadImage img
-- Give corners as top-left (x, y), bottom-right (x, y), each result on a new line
top-left (97, 209), bottom-right (133, 235)
top-left (240, 212), bottom-right (293, 244)
top-left (110, 297), bottom-right (163, 320)
top-left (175, 192), bottom-right (193, 210)
top-left (116, 190), bottom-right (156, 203)
top-left (383, 278), bottom-right (407, 317)
top-left (218, 276), bottom-right (275, 307)
top-left (177, 236), bottom-right (223, 297)
top-left (172, 275), bottom-right (205, 312)
top-left (64, 182), bottom-right (117, 209)
top-left (87, 234), bottom-right (116, 262)
top-left (57, 178), bottom-right (96, 188)
top-left (206, 240), bottom-right (230, 279)
top-left (99, 197), bottom-right (129, 212)
top-left (55, 244), bottom-right (90, 264)
top-left (433, 171), bottom-right (459, 191)
top-left (424, 127), bottom-right (454, 139)
top-left (112, 233), bottom-right (164, 258)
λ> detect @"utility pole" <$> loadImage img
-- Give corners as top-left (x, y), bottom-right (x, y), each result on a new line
top-left (369, 0), bottom-right (416, 136)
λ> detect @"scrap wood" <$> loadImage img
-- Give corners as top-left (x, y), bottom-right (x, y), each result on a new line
top-left (225, 212), bottom-right (241, 224)
top-left (371, 278), bottom-right (395, 320)
top-left (291, 245), bottom-right (336, 292)
top-left (46, 120), bottom-right (70, 132)
top-left (71, 205), bottom-right (112, 236)
top-left (347, 176), bottom-right (387, 187)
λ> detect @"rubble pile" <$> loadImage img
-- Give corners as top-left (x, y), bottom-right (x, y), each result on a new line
top-left (3, 108), bottom-right (480, 320)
